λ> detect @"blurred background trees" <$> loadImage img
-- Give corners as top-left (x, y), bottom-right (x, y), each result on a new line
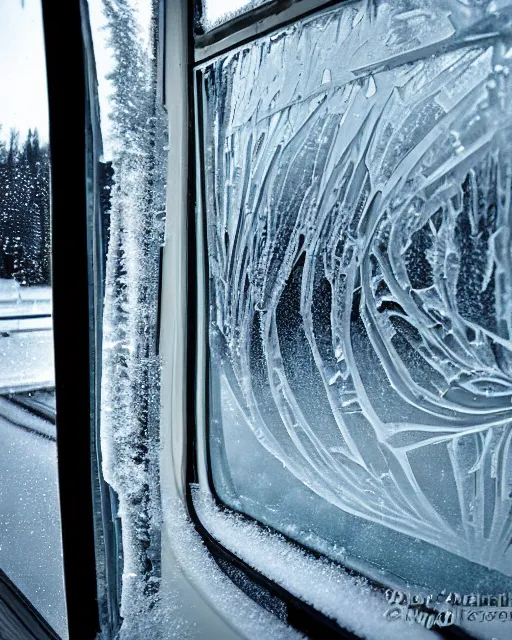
top-left (0, 127), bottom-right (50, 285)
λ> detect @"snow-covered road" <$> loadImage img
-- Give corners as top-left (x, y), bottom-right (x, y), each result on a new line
top-left (0, 401), bottom-right (65, 638)
top-left (0, 280), bottom-right (54, 392)
top-left (0, 281), bottom-right (62, 632)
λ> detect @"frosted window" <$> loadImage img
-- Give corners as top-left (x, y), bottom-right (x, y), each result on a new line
top-left (200, 0), bottom-right (272, 31)
top-left (0, 1), bottom-right (65, 636)
top-left (199, 0), bottom-right (512, 596)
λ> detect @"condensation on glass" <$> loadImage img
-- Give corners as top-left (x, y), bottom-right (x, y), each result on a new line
top-left (199, 0), bottom-right (512, 601)
top-left (199, 0), bottom-right (271, 31)
top-left (0, 0), bottom-right (66, 636)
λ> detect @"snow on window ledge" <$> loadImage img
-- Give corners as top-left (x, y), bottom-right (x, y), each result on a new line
top-left (191, 486), bottom-right (440, 640)
top-left (146, 494), bottom-right (304, 640)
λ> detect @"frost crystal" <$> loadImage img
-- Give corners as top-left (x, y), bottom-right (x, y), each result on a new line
top-left (200, 0), bottom-right (512, 582)
top-left (97, 0), bottom-right (166, 633)
top-left (192, 487), bottom-right (436, 640)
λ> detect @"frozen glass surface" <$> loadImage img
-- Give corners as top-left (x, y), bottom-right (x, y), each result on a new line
top-left (0, 1), bottom-right (65, 636)
top-left (200, 0), bottom-right (512, 595)
top-left (200, 0), bottom-right (272, 31)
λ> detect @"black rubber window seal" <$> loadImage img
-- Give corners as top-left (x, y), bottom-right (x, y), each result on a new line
top-left (41, 1), bottom-right (101, 638)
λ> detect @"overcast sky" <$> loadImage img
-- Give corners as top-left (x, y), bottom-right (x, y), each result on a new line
top-left (0, 0), bottom-right (48, 143)
top-left (0, 0), bottom-right (156, 156)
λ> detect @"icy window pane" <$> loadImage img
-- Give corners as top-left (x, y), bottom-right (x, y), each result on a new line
top-left (200, 0), bottom-right (512, 598)
top-left (200, 0), bottom-right (271, 31)
top-left (0, 0), bottom-right (66, 636)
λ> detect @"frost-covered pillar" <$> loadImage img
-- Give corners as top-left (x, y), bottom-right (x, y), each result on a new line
top-left (98, 0), bottom-right (166, 633)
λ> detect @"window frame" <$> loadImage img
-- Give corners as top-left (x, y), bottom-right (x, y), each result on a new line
top-left (160, 1), bottom-right (492, 639)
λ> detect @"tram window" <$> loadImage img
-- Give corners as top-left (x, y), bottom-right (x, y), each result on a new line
top-left (195, 1), bottom-right (512, 637)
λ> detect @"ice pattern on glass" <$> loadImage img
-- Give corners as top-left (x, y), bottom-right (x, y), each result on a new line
top-left (201, 0), bottom-right (512, 576)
